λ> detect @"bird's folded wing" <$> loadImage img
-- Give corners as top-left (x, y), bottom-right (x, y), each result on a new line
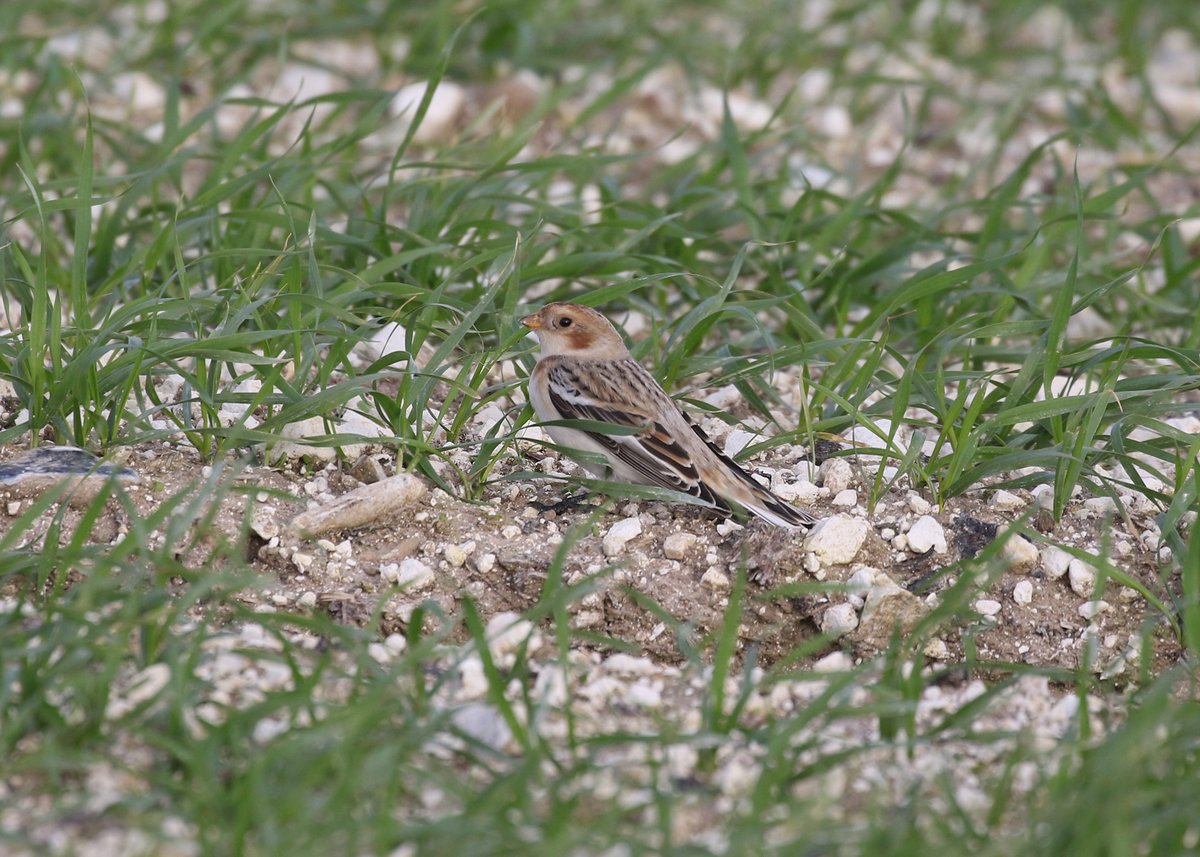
top-left (546, 380), bottom-right (722, 506)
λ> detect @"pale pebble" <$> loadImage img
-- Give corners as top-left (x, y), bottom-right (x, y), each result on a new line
top-left (803, 515), bottom-right (869, 565)
top-left (1041, 545), bottom-right (1072, 579)
top-left (1068, 558), bottom-right (1097, 596)
top-left (1078, 600), bottom-right (1110, 619)
top-left (975, 599), bottom-right (1002, 617)
top-left (907, 516), bottom-right (947, 554)
top-left (832, 489), bottom-right (858, 507)
top-left (662, 532), bottom-right (697, 560)
top-left (820, 603), bottom-right (859, 638)
top-left (700, 568), bottom-right (731, 591)
top-left (908, 493), bottom-right (932, 515)
top-left (991, 489), bottom-right (1026, 512)
top-left (602, 516), bottom-right (642, 557)
top-left (1001, 535), bottom-right (1040, 574)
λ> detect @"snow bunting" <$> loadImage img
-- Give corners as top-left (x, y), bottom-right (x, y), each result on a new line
top-left (522, 302), bottom-right (815, 529)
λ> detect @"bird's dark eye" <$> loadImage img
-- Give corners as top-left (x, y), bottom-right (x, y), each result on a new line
top-left (559, 316), bottom-right (572, 328)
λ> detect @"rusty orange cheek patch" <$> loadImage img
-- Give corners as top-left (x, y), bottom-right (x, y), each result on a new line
top-left (565, 328), bottom-right (597, 350)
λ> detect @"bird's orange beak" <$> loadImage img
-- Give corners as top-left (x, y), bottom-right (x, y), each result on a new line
top-left (521, 313), bottom-right (542, 330)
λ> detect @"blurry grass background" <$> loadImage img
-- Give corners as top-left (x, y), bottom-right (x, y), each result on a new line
top-left (2, 0), bottom-right (1199, 855)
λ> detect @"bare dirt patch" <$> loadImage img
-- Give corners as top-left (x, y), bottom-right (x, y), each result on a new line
top-left (2, 438), bottom-right (1181, 686)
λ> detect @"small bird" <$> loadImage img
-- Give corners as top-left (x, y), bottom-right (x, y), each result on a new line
top-left (521, 302), bottom-right (815, 529)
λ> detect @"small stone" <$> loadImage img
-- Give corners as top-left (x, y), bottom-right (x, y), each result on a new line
top-left (385, 633), bottom-right (408, 654)
top-left (812, 103), bottom-right (852, 137)
top-left (803, 515), bottom-right (870, 565)
top-left (269, 417), bottom-right (340, 464)
top-left (384, 558), bottom-right (434, 590)
top-left (855, 576), bottom-right (928, 652)
top-left (625, 681), bottom-right (662, 709)
top-left (603, 516), bottom-right (642, 557)
top-left (450, 702), bottom-right (512, 750)
top-left (991, 490), bottom-right (1026, 512)
top-left (580, 675), bottom-right (624, 705)
top-left (716, 519), bottom-right (744, 537)
top-left (1013, 580), bottom-right (1034, 605)
top-left (573, 609), bottom-right (604, 629)
top-left (367, 642), bottom-right (392, 665)
top-left (349, 455), bottom-right (387, 484)
top-left (975, 599), bottom-right (1002, 617)
top-left (822, 459), bottom-right (853, 493)
top-left (333, 410), bottom-right (384, 460)
top-left (291, 552), bottom-right (314, 573)
top-left (715, 753), bottom-right (761, 798)
top-left (470, 403), bottom-right (507, 438)
top-left (772, 477), bottom-right (820, 504)
top-left (907, 516), bottom-right (947, 554)
top-left (1001, 535), bottom-right (1039, 574)
top-left (1099, 653), bottom-right (1127, 680)
top-left (813, 651), bottom-right (853, 672)
top-left (105, 663), bottom-right (171, 719)
top-left (700, 568), bottom-right (731, 591)
top-left (390, 80), bottom-right (466, 144)
top-left (663, 532), bottom-right (697, 560)
top-left (923, 638), bottom-right (949, 659)
top-left (6, 501), bottom-right (19, 515)
top-left (604, 654), bottom-right (659, 675)
top-left (848, 567), bottom-right (876, 593)
top-left (112, 71), bottom-right (166, 115)
top-left (1041, 545), bottom-right (1072, 579)
top-left (907, 493), bottom-right (932, 515)
top-left (1078, 600), bottom-right (1110, 619)
top-left (444, 544), bottom-right (468, 567)
top-left (1068, 558), bottom-right (1096, 596)
top-left (485, 612), bottom-right (535, 663)
top-left (703, 385), bottom-right (742, 410)
top-left (1031, 484), bottom-right (1057, 510)
top-left (292, 473), bottom-right (427, 538)
top-left (457, 655), bottom-right (489, 699)
top-left (723, 429), bottom-right (757, 458)
top-left (471, 553), bottom-right (496, 574)
top-left (820, 603), bottom-right (859, 638)
top-left (1084, 497), bottom-right (1118, 516)
top-left (832, 489), bottom-right (858, 507)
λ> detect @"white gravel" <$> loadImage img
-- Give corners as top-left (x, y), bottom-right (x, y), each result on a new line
top-left (907, 515), bottom-right (948, 554)
top-left (804, 515), bottom-right (870, 565)
top-left (603, 516), bottom-right (642, 556)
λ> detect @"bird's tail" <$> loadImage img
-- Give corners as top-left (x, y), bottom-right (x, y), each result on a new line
top-left (684, 418), bottom-right (816, 530)
top-left (740, 485), bottom-right (816, 529)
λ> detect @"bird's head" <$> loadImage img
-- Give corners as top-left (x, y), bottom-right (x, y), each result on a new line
top-left (521, 302), bottom-right (630, 360)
